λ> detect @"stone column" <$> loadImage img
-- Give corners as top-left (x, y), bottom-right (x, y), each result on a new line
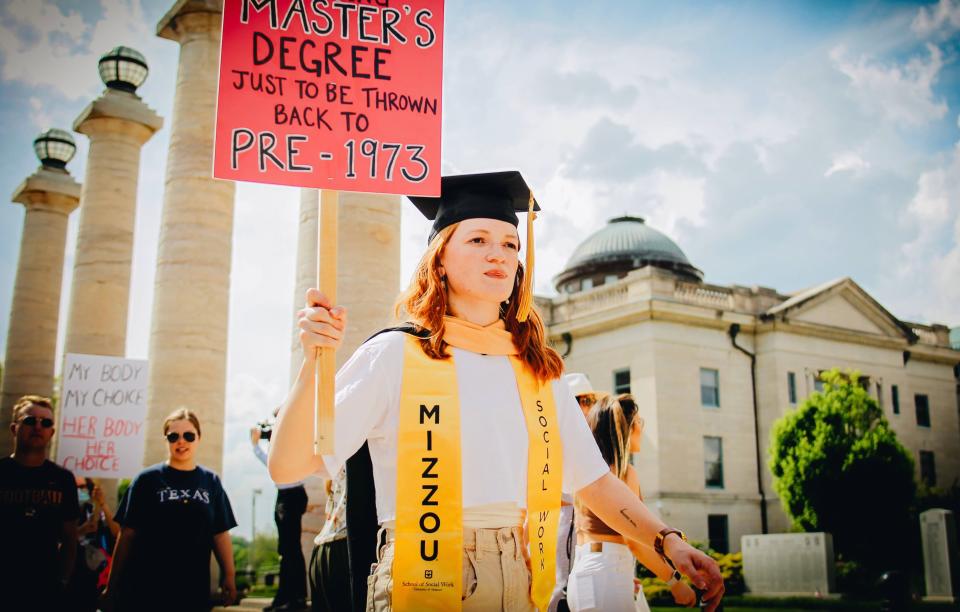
top-left (290, 188), bottom-right (402, 555)
top-left (1, 167), bottom-right (81, 455)
top-left (921, 508), bottom-right (958, 602)
top-left (143, 0), bottom-right (235, 471)
top-left (65, 89), bottom-right (161, 357)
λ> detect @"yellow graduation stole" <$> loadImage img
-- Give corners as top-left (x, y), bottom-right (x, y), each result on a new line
top-left (393, 325), bottom-right (562, 611)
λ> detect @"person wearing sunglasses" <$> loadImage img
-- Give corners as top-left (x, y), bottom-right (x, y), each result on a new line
top-left (102, 408), bottom-right (238, 612)
top-left (0, 395), bottom-right (80, 611)
top-left (565, 372), bottom-right (601, 420)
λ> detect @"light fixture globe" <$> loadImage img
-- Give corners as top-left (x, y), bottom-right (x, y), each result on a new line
top-left (33, 128), bottom-right (77, 169)
top-left (98, 46), bottom-right (148, 92)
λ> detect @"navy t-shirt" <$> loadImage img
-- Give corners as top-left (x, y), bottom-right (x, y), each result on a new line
top-left (115, 463), bottom-right (236, 610)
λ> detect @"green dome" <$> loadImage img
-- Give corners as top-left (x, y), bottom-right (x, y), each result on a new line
top-left (555, 216), bottom-right (702, 292)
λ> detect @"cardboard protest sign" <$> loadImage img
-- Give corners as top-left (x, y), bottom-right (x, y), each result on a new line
top-left (56, 354), bottom-right (148, 478)
top-left (214, 0), bottom-right (444, 196)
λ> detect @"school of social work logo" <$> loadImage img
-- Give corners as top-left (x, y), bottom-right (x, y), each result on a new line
top-left (424, 570), bottom-right (433, 579)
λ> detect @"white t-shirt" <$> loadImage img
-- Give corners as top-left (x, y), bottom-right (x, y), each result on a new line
top-left (321, 330), bottom-right (609, 524)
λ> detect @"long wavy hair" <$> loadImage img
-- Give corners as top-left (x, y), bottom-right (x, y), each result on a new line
top-left (587, 394), bottom-right (639, 481)
top-left (394, 222), bottom-right (564, 383)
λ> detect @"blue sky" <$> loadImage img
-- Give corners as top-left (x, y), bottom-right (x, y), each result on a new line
top-left (1, 0), bottom-right (958, 537)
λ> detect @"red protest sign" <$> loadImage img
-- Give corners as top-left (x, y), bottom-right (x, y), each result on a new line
top-left (214, 0), bottom-right (444, 196)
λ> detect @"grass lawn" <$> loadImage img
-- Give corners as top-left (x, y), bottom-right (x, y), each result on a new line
top-left (651, 599), bottom-right (959, 612)
top-left (245, 585), bottom-right (279, 599)
top-left (652, 609), bottom-right (814, 612)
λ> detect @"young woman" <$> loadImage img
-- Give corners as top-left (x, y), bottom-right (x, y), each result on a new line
top-left (102, 409), bottom-right (237, 612)
top-left (567, 395), bottom-right (697, 611)
top-left (269, 172), bottom-right (723, 612)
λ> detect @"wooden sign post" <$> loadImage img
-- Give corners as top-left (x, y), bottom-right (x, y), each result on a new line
top-left (314, 189), bottom-right (338, 454)
top-left (214, 0), bottom-right (445, 456)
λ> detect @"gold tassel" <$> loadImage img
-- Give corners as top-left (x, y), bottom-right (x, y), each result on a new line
top-left (516, 191), bottom-right (536, 322)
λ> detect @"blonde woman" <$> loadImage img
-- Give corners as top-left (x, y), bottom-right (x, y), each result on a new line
top-left (568, 395), bottom-right (697, 611)
top-left (103, 409), bottom-right (237, 611)
top-left (269, 172), bottom-right (723, 611)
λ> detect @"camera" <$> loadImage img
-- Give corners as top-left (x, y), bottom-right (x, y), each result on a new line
top-left (257, 420), bottom-right (273, 441)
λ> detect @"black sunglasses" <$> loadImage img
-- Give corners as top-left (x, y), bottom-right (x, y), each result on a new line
top-left (165, 431), bottom-right (197, 443)
top-left (19, 416), bottom-right (54, 428)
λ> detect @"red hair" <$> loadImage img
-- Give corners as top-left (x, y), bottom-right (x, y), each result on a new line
top-left (395, 223), bottom-right (564, 383)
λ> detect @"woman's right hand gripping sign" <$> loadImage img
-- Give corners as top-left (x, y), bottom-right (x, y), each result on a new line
top-left (297, 288), bottom-right (347, 354)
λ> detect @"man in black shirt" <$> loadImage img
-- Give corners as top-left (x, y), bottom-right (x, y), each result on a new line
top-left (0, 395), bottom-right (80, 610)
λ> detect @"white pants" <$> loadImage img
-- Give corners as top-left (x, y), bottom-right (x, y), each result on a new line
top-left (566, 542), bottom-right (650, 612)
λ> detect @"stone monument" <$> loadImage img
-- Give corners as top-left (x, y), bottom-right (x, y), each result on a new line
top-left (921, 509), bottom-right (957, 602)
top-left (741, 532), bottom-right (836, 596)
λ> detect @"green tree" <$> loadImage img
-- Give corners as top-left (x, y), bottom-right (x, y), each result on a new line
top-left (232, 533), bottom-right (280, 575)
top-left (769, 369), bottom-right (917, 571)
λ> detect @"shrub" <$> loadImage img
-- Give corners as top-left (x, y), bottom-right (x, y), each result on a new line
top-left (712, 550), bottom-right (744, 595)
top-left (641, 576), bottom-right (674, 606)
top-left (769, 369), bottom-right (916, 571)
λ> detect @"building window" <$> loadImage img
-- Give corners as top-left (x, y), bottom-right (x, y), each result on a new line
top-left (814, 375), bottom-right (825, 393)
top-left (605, 274), bottom-right (619, 285)
top-left (920, 451), bottom-right (937, 487)
top-left (876, 382), bottom-right (884, 410)
top-left (704, 436), bottom-right (724, 489)
top-left (582, 277), bottom-right (594, 290)
top-left (614, 369), bottom-right (631, 394)
top-left (892, 385), bottom-right (900, 415)
top-left (708, 514), bottom-right (729, 554)
top-left (700, 368), bottom-right (720, 408)
top-left (787, 372), bottom-right (797, 404)
top-left (915, 394), bottom-right (931, 428)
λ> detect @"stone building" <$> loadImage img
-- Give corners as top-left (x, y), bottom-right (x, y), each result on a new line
top-left (540, 215), bottom-right (960, 553)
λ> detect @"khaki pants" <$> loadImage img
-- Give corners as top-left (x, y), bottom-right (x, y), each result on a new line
top-left (367, 526), bottom-right (536, 611)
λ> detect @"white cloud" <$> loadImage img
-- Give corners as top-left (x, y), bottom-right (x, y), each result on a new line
top-left (529, 166), bottom-right (707, 295)
top-left (912, 0), bottom-right (960, 39)
top-left (27, 96), bottom-right (55, 128)
top-left (0, 0), bottom-right (159, 102)
top-left (889, 126), bottom-right (960, 324)
top-left (906, 159), bottom-right (953, 224)
top-left (830, 43), bottom-right (948, 126)
top-left (824, 151), bottom-right (871, 177)
top-left (646, 172), bottom-right (708, 234)
top-left (430, 17), bottom-right (808, 296)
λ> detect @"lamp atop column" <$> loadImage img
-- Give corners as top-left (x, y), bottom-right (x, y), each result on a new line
top-left (33, 128), bottom-right (77, 169)
top-left (97, 46), bottom-right (149, 93)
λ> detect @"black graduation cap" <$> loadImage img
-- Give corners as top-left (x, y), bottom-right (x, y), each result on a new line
top-left (408, 170), bottom-right (541, 322)
top-left (409, 171), bottom-right (540, 244)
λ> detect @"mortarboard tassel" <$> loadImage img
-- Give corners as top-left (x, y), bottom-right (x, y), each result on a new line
top-left (516, 191), bottom-right (536, 322)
